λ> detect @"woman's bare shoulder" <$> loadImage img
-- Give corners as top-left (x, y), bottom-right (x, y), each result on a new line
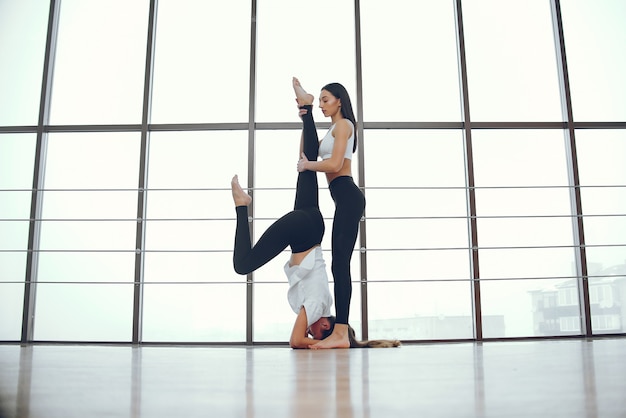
top-left (333, 119), bottom-right (353, 137)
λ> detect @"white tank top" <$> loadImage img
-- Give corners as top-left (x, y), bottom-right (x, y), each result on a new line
top-left (319, 119), bottom-right (354, 160)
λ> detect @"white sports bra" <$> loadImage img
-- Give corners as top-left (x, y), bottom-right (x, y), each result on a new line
top-left (318, 119), bottom-right (355, 160)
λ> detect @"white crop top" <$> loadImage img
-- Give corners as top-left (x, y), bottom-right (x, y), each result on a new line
top-left (318, 119), bottom-right (355, 160)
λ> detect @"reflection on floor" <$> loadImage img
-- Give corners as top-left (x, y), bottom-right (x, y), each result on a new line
top-left (0, 337), bottom-right (625, 418)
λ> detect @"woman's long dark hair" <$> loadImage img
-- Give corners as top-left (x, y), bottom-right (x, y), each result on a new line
top-left (321, 82), bottom-right (358, 153)
top-left (322, 316), bottom-right (401, 348)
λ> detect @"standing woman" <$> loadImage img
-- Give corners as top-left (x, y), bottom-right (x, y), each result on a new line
top-left (294, 78), bottom-right (365, 349)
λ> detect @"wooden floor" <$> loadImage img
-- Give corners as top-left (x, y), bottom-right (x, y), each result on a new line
top-left (0, 337), bottom-right (624, 418)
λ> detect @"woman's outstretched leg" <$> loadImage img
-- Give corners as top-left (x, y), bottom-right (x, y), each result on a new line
top-left (293, 77), bottom-right (319, 212)
top-left (232, 175), bottom-right (299, 274)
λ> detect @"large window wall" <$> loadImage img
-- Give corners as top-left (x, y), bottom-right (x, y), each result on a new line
top-left (0, 0), bottom-right (624, 344)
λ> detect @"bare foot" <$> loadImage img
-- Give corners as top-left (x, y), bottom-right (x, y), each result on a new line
top-left (231, 175), bottom-right (252, 207)
top-left (309, 324), bottom-right (350, 349)
top-left (292, 77), bottom-right (314, 106)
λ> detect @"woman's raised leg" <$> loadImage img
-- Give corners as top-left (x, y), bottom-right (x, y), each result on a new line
top-left (232, 175), bottom-right (300, 274)
top-left (292, 77), bottom-right (319, 212)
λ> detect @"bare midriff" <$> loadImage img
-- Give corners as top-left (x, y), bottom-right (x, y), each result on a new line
top-left (289, 245), bottom-right (318, 267)
top-left (325, 158), bottom-right (352, 184)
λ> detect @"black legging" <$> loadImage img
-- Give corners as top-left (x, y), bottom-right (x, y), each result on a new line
top-left (329, 175), bottom-right (365, 325)
top-left (233, 105), bottom-right (324, 275)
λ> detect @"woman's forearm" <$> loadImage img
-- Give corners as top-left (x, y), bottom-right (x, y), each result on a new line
top-left (289, 335), bottom-right (320, 349)
top-left (306, 158), bottom-right (343, 174)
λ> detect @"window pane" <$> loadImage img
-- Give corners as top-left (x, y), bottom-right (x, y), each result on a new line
top-left (479, 248), bottom-right (577, 281)
top-left (151, 0), bottom-right (251, 123)
top-left (0, 222), bottom-right (29, 270)
top-left (255, 0), bottom-right (355, 122)
top-left (363, 129), bottom-right (470, 334)
top-left (34, 283), bottom-right (134, 341)
top-left (576, 129), bottom-right (626, 187)
top-left (364, 131), bottom-right (469, 251)
top-left (0, 133), bottom-right (36, 247)
top-left (143, 131), bottom-right (247, 340)
top-left (588, 275), bottom-right (626, 334)
top-left (0, 0), bottom-right (49, 126)
top-left (367, 250), bottom-right (470, 282)
top-left (364, 130), bottom-right (467, 187)
top-left (366, 189), bottom-right (468, 218)
top-left (0, 283), bottom-right (25, 340)
top-left (360, 0), bottom-right (461, 121)
top-left (144, 219), bottom-right (234, 253)
top-left (142, 283), bottom-right (246, 342)
top-left (477, 217), bottom-right (574, 248)
top-left (368, 218), bottom-right (469, 250)
top-left (473, 130), bottom-right (575, 246)
top-left (34, 133), bottom-right (139, 340)
top-left (253, 283), bottom-right (291, 342)
top-left (463, 0), bottom-right (563, 121)
top-left (472, 130), bottom-right (570, 186)
top-left (579, 188), bottom-right (626, 217)
top-left (576, 129), bottom-right (626, 323)
top-left (473, 129), bottom-right (580, 335)
top-left (38, 252), bottom-right (135, 285)
top-left (368, 281), bottom-right (474, 340)
top-left (144, 131), bottom-right (247, 287)
top-left (485, 278), bottom-right (581, 338)
top-left (40, 132), bottom-right (140, 251)
top-left (0, 134), bottom-right (36, 340)
top-left (147, 131), bottom-right (248, 190)
top-left (476, 188), bottom-right (572, 217)
top-left (583, 218), bottom-right (626, 247)
top-left (561, 1), bottom-right (626, 121)
top-left (144, 253), bottom-right (239, 284)
top-left (49, 0), bottom-right (149, 124)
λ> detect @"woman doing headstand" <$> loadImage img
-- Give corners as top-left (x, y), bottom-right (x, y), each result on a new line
top-left (231, 84), bottom-right (332, 349)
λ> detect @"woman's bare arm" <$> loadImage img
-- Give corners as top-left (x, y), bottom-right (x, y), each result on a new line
top-left (289, 307), bottom-right (321, 349)
top-left (298, 119), bottom-right (351, 174)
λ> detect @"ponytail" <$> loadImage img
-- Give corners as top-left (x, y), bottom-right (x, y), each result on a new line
top-left (347, 325), bottom-right (401, 348)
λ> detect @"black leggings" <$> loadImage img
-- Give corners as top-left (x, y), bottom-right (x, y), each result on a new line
top-left (233, 105), bottom-right (324, 275)
top-left (329, 175), bottom-right (365, 325)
